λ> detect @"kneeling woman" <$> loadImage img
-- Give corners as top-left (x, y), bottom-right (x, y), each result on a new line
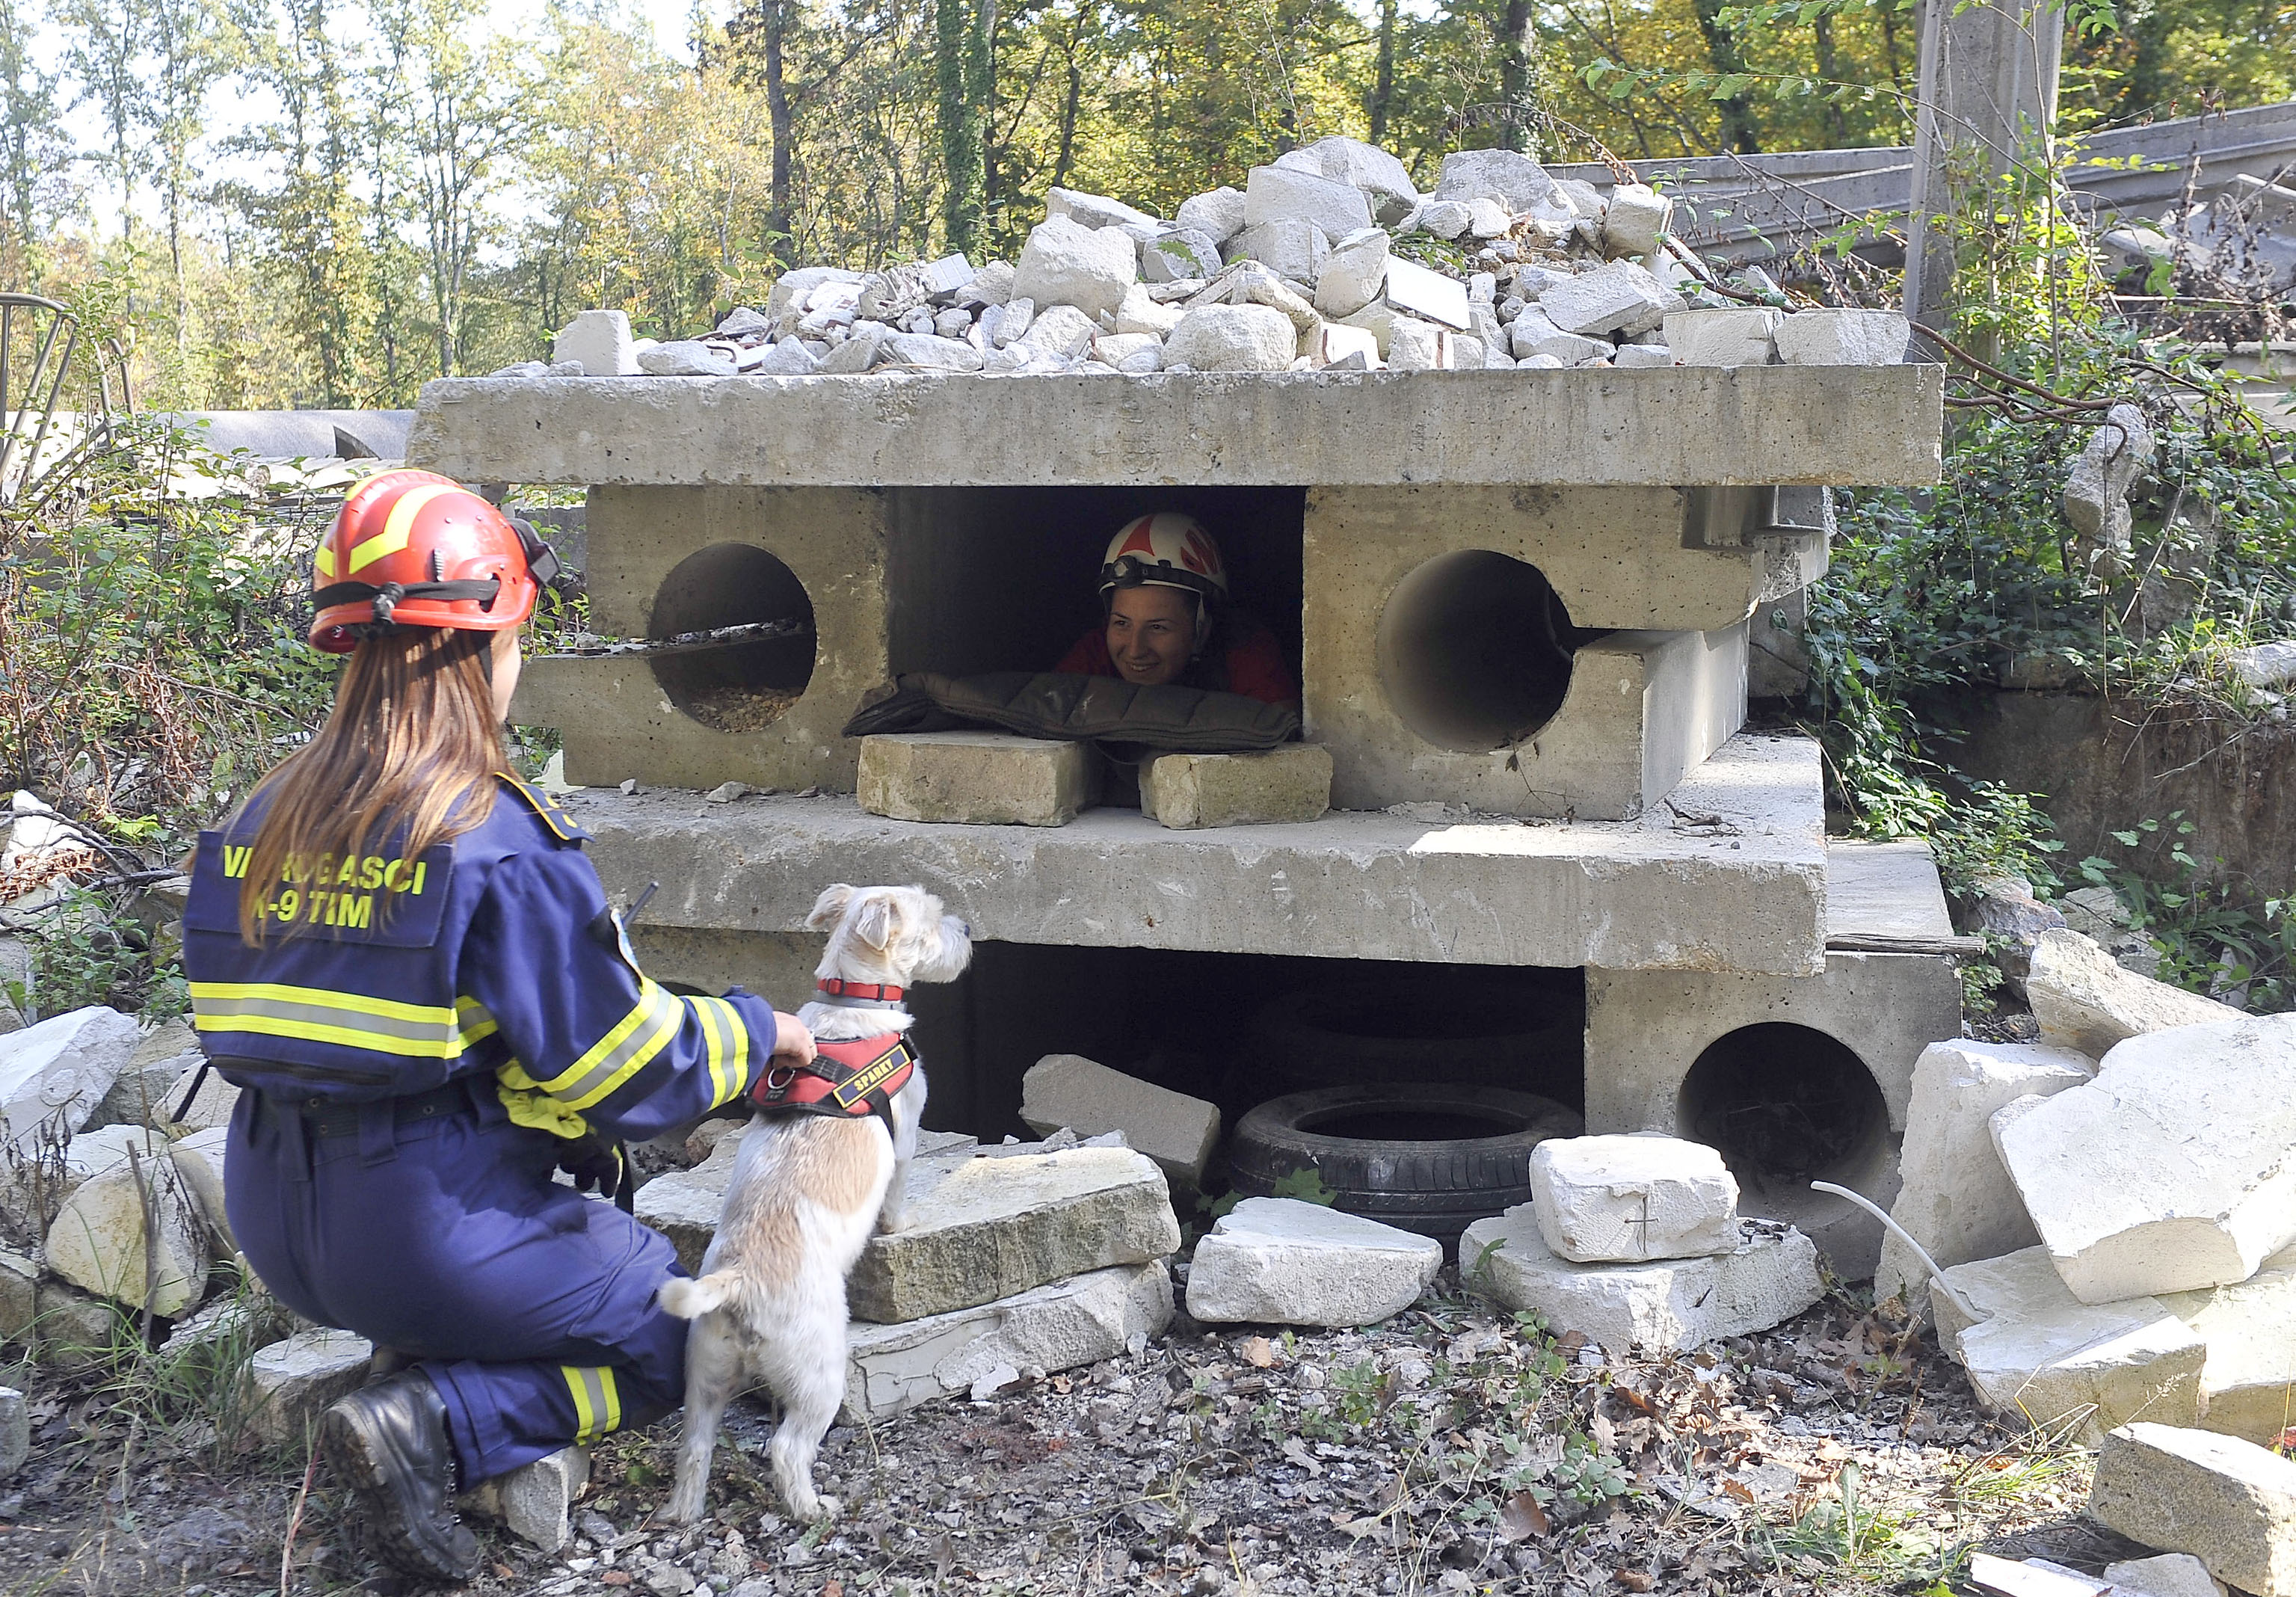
top-left (180, 472), bottom-right (814, 1582)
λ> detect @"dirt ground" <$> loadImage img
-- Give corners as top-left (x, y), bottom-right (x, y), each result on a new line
top-left (0, 1267), bottom-right (2138, 1597)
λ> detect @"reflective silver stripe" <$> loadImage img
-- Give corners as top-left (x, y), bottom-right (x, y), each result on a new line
top-left (547, 985), bottom-right (683, 1108)
top-left (191, 990), bottom-right (458, 1055)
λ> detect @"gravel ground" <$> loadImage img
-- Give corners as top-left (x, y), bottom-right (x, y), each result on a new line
top-left (0, 1270), bottom-right (2132, 1597)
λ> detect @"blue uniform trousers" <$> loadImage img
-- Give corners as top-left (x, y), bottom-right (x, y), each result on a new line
top-left (225, 1084), bottom-right (689, 1483)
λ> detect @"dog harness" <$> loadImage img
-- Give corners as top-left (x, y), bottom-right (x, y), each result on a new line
top-left (750, 1033), bottom-right (917, 1130)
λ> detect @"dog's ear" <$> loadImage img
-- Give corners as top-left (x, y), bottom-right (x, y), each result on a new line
top-left (851, 891), bottom-right (903, 952)
top-left (806, 884), bottom-right (858, 931)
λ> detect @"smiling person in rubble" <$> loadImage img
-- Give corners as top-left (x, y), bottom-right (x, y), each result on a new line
top-left (1056, 511), bottom-right (1302, 713)
top-left (176, 470), bottom-right (816, 1585)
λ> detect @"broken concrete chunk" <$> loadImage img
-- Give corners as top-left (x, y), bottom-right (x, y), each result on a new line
top-left (44, 1145), bottom-right (210, 1316)
top-left (1187, 1197), bottom-right (1441, 1327)
top-left (636, 340), bottom-right (736, 378)
top-left (2225, 641), bottom-right (2296, 691)
top-left (551, 310), bottom-right (641, 376)
top-left (2159, 1246), bottom-right (2296, 1447)
top-left (1243, 164), bottom-right (1373, 244)
top-left (1996, 1014), bottom-right (2296, 1302)
top-left (2026, 929), bottom-right (2237, 1057)
top-left (1462, 1206), bottom-right (1822, 1351)
top-left (1293, 136), bottom-right (1420, 224)
top-left (1092, 333), bottom-right (1164, 372)
top-left (857, 732), bottom-right (1095, 828)
top-left (1431, 149), bottom-right (1554, 212)
top-left (1613, 344), bottom-right (1674, 369)
top-left (1018, 303), bottom-right (1098, 361)
top-left (1773, 308), bottom-right (1912, 366)
top-left (1936, 1247), bottom-right (2204, 1442)
top-left (245, 1327), bottom-right (375, 1444)
top-left (1876, 1039), bottom-right (2094, 1307)
top-left (1600, 183), bottom-right (1673, 258)
top-left (461, 1446), bottom-right (590, 1552)
top-left (1045, 186), bottom-right (1158, 233)
top-left (2088, 1423), bottom-right (2296, 1597)
top-left (1175, 186), bottom-right (1247, 244)
top-left (167, 1056), bottom-right (238, 1130)
top-left (842, 1259), bottom-right (1172, 1422)
top-left (1662, 307), bottom-right (1778, 367)
top-left (1385, 316), bottom-right (1453, 372)
top-left (1162, 303), bottom-right (1297, 374)
top-left (1527, 1135), bottom-right (1741, 1264)
top-left (1225, 219), bottom-right (1329, 286)
top-left (2101, 1554), bottom-right (2230, 1597)
top-left (1300, 322), bottom-right (1382, 371)
top-left (1020, 1055), bottom-right (1219, 1187)
top-left (167, 1124), bottom-right (235, 1253)
top-left (1537, 259), bottom-right (1677, 339)
top-left (846, 1145), bottom-right (1180, 1323)
top-left (1012, 216), bottom-right (1139, 321)
top-left (0, 1385), bottom-right (24, 1480)
top-left (0, 1005), bottom-right (139, 1156)
top-left (91, 1046), bottom-right (198, 1130)
top-left (33, 1278), bottom-right (117, 1368)
top-left (1138, 746), bottom-right (1332, 829)
top-left (2063, 401), bottom-right (2156, 578)
top-left (1382, 256), bottom-right (1471, 331)
top-left (1140, 227), bottom-right (1222, 284)
top-left (1511, 310), bottom-right (1609, 364)
top-left (1414, 200), bottom-right (1473, 240)
top-left (1234, 269), bottom-right (1321, 333)
top-left (878, 333), bottom-right (982, 373)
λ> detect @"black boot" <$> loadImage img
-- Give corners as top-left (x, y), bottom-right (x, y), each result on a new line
top-left (321, 1371), bottom-right (481, 1584)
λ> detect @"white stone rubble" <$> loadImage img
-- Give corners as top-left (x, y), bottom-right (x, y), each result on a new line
top-left (245, 1327), bottom-right (375, 1443)
top-left (2025, 928), bottom-right (2237, 1056)
top-left (1186, 1198), bottom-right (1442, 1326)
top-left (0, 1006), bottom-right (138, 1157)
top-left (551, 309), bottom-right (641, 375)
top-left (1538, 259), bottom-right (1679, 338)
top-left (2102, 1554), bottom-right (2230, 1597)
top-left (1020, 1055), bottom-right (1219, 1187)
top-left (1163, 304), bottom-right (1296, 373)
top-left (1773, 307), bottom-right (1912, 366)
top-left (2088, 1423), bottom-right (2296, 1597)
top-left (1663, 307), bottom-right (1779, 366)
top-left (44, 1142), bottom-right (210, 1316)
top-left (1527, 1135), bottom-right (1741, 1264)
top-left (1013, 216), bottom-right (1138, 320)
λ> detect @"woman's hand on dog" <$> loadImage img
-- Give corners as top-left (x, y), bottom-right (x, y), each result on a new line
top-left (769, 1012), bottom-right (816, 1066)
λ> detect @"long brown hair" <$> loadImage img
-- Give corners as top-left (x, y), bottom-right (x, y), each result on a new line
top-left (236, 625), bottom-right (505, 942)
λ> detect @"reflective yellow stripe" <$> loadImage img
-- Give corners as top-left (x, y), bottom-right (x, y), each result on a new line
top-left (314, 541), bottom-right (337, 580)
top-left (456, 997), bottom-right (499, 1050)
top-left (536, 981), bottom-right (683, 1110)
top-left (562, 1366), bottom-right (620, 1444)
top-left (718, 996), bottom-right (750, 1089)
top-left (694, 997), bottom-right (733, 1109)
top-left (348, 481), bottom-right (458, 574)
top-left (189, 982), bottom-right (461, 1058)
top-left (600, 1367), bottom-right (621, 1434)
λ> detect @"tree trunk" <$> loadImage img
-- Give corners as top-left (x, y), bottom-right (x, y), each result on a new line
top-left (936, 0), bottom-right (983, 254)
top-left (760, 0), bottom-right (793, 252)
top-left (967, 0), bottom-right (997, 243)
top-left (1690, 0), bottom-right (1761, 153)
top-left (1495, 0), bottom-right (1535, 152)
top-left (1368, 0), bottom-right (1396, 144)
top-left (1812, 16), bottom-right (1849, 145)
top-left (1051, 25), bottom-right (1082, 194)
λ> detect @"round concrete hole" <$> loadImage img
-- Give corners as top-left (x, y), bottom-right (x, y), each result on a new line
top-left (649, 543), bottom-right (816, 733)
top-left (1678, 1021), bottom-right (1891, 1198)
top-left (1376, 550), bottom-right (1583, 752)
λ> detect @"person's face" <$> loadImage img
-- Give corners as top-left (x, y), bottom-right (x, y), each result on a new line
top-left (1105, 586), bottom-right (1198, 687)
top-left (490, 624), bottom-right (523, 721)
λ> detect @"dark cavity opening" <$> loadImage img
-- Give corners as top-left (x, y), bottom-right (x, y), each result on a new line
top-left (1376, 550), bottom-right (1593, 752)
top-left (649, 542), bottom-right (816, 733)
top-left (1678, 1022), bottom-right (1887, 1193)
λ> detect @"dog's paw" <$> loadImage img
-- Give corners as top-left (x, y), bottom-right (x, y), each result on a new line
top-left (875, 1207), bottom-right (909, 1235)
top-left (785, 1491), bottom-right (840, 1522)
top-left (662, 1486), bottom-right (707, 1524)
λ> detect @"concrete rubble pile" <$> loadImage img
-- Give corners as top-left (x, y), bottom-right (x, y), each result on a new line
top-left (1458, 1133), bottom-right (1826, 1353)
top-left (1871, 935), bottom-right (2296, 1459)
top-left (511, 137), bottom-right (1912, 381)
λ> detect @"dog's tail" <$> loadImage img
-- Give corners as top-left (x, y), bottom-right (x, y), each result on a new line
top-left (657, 1271), bottom-right (742, 1320)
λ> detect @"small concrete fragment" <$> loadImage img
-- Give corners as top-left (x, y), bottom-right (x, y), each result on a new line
top-left (2160, 1246), bottom-right (2296, 1447)
top-left (1461, 1206), bottom-right (1822, 1351)
top-left (2063, 401), bottom-right (2156, 577)
top-left (1876, 1039), bottom-right (2094, 1306)
top-left (1294, 135), bottom-right (1420, 225)
top-left (1773, 308), bottom-right (1912, 366)
top-left (636, 341), bottom-right (736, 378)
top-left (0, 1005), bottom-right (139, 1156)
top-left (1138, 746), bottom-right (1331, 830)
top-left (1431, 149), bottom-right (1554, 212)
top-left (1243, 164), bottom-right (1373, 243)
top-left (1175, 186), bottom-right (1247, 244)
top-left (1385, 316), bottom-right (1453, 372)
top-left (1139, 227), bottom-right (1221, 283)
top-left (1601, 183), bottom-right (1672, 257)
top-left (1935, 1247), bottom-right (2205, 1441)
top-left (1224, 219), bottom-right (1328, 286)
top-left (1510, 310), bottom-right (1609, 364)
top-left (1045, 186), bottom-right (1158, 233)
top-left (2026, 929), bottom-right (2237, 1056)
top-left (1538, 260), bottom-right (1677, 339)
top-left (1187, 1197), bottom-right (1441, 1327)
top-left (1996, 1014), bottom-right (2296, 1302)
top-left (1012, 216), bottom-right (1139, 321)
top-left (462, 1446), bottom-right (591, 1552)
top-left (2088, 1423), bottom-right (2296, 1597)
top-left (1300, 322), bottom-right (1381, 370)
top-left (245, 1327), bottom-right (375, 1444)
top-left (1162, 303), bottom-right (1297, 374)
top-left (1381, 256), bottom-right (1471, 331)
top-left (841, 1259), bottom-right (1172, 1422)
top-left (1019, 1055), bottom-right (1219, 1187)
top-left (2101, 1554), bottom-right (2229, 1597)
top-left (1663, 307), bottom-right (1777, 367)
top-left (857, 732), bottom-right (1095, 828)
top-left (1314, 230), bottom-right (1391, 319)
top-left (552, 310), bottom-right (641, 376)
top-left (1527, 1135), bottom-right (1740, 1264)
top-left (0, 1385), bottom-right (24, 1480)
top-left (846, 1145), bottom-right (1181, 1323)
top-left (44, 1144), bottom-right (210, 1317)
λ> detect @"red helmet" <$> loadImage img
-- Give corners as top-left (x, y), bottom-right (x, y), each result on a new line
top-left (310, 470), bottom-right (558, 653)
top-left (1097, 513), bottom-right (1229, 609)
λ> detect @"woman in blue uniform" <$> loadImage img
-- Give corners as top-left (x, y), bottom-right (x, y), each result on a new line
top-left (179, 470), bottom-right (813, 1582)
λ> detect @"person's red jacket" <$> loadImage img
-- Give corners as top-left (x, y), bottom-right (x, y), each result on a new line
top-left (1056, 611), bottom-right (1299, 706)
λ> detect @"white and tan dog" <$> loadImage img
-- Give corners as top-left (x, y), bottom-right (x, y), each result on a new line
top-left (658, 883), bottom-right (972, 1524)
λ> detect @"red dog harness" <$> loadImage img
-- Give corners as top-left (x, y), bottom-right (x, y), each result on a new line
top-left (750, 1033), bottom-right (918, 1130)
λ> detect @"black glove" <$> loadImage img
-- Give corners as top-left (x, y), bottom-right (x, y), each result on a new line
top-left (556, 1132), bottom-right (625, 1198)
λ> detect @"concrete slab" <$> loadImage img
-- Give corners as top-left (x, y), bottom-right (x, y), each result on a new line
top-left (1139, 746), bottom-right (1332, 829)
top-left (555, 733), bottom-right (1829, 975)
top-left (1825, 839), bottom-right (1956, 942)
top-left (2089, 1424), bottom-right (2296, 1597)
top-left (858, 732), bottom-right (1096, 826)
top-left (405, 366), bottom-right (1945, 489)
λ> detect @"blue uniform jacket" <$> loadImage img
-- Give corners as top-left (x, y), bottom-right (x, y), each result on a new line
top-left (180, 772), bottom-right (773, 1142)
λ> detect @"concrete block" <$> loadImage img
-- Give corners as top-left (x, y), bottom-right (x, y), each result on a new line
top-left (1243, 165), bottom-right (1372, 243)
top-left (1020, 1055), bottom-right (1219, 1187)
top-left (1614, 345), bottom-right (1675, 369)
top-left (1527, 1135), bottom-right (1740, 1263)
top-left (1294, 136), bottom-right (1419, 224)
top-left (1510, 310), bottom-right (1610, 364)
top-left (1314, 230), bottom-right (1390, 320)
top-left (1997, 1014), bottom-right (2296, 1302)
top-left (879, 333), bottom-right (982, 373)
top-left (553, 310), bottom-right (640, 376)
top-left (1044, 186), bottom-right (1157, 233)
top-left (0, 1006), bottom-right (138, 1157)
top-left (858, 732), bottom-right (1095, 828)
top-left (461, 1446), bottom-right (590, 1551)
top-left (1539, 261), bottom-right (1678, 339)
top-left (1233, 270), bottom-right (1320, 334)
top-left (2102, 1554), bottom-right (2229, 1597)
top-left (846, 1145), bottom-right (1180, 1323)
top-left (1462, 1206), bottom-right (1823, 1352)
top-left (1431, 150), bottom-right (1555, 212)
top-left (1224, 220), bottom-right (1329, 286)
top-left (1175, 186), bottom-right (1246, 244)
top-left (167, 1125), bottom-right (236, 1253)
top-left (1774, 308), bottom-right (1911, 366)
top-left (1018, 304), bottom-right (1098, 361)
top-left (1663, 307), bottom-right (1777, 367)
top-left (2089, 1423), bottom-right (2296, 1597)
top-left (167, 1059), bottom-right (238, 1131)
top-left (245, 1327), bottom-right (375, 1444)
top-left (1012, 216), bottom-right (1137, 320)
top-left (1385, 317), bottom-right (1453, 372)
top-left (45, 1146), bottom-right (210, 1316)
top-left (1825, 837), bottom-right (1956, 941)
top-left (1601, 184), bottom-right (1672, 257)
top-left (1162, 304), bottom-right (1296, 374)
top-left (1875, 1039), bottom-right (2093, 1306)
top-left (1138, 746), bottom-right (1330, 829)
top-left (1414, 200), bottom-right (1473, 240)
top-left (841, 1258), bottom-right (1172, 1422)
top-left (1382, 257), bottom-right (1471, 331)
top-left (1935, 1247), bottom-right (2206, 1441)
top-left (1186, 1197), bottom-right (1441, 1326)
top-left (1140, 229), bottom-right (1220, 283)
top-left (0, 1385), bottom-right (24, 1480)
top-left (2027, 929), bottom-right (2237, 1057)
top-left (2160, 1246), bottom-right (2296, 1447)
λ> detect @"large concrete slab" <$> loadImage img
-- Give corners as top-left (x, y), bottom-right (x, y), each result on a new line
top-left (555, 733), bottom-right (1829, 975)
top-left (407, 366), bottom-right (1945, 489)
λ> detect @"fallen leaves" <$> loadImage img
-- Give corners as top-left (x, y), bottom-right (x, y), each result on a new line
top-left (1240, 1337), bottom-right (1275, 1369)
top-left (1497, 1492), bottom-right (1551, 1542)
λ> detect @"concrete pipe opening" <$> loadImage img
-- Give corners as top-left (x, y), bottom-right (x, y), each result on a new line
top-left (1376, 550), bottom-right (1583, 752)
top-left (650, 543), bottom-right (816, 733)
top-left (1678, 1021), bottom-right (1892, 1208)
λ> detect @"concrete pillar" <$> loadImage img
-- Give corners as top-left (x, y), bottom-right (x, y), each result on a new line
top-left (1902, 0), bottom-right (2066, 336)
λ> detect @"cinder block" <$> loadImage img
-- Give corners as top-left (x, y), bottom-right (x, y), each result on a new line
top-left (1139, 745), bottom-right (1331, 828)
top-left (858, 732), bottom-right (1096, 827)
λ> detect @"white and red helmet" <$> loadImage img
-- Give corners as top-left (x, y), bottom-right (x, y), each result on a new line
top-left (1097, 513), bottom-right (1228, 613)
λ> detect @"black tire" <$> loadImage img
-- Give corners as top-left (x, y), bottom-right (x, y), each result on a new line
top-left (1228, 1084), bottom-right (1583, 1249)
top-left (1241, 975), bottom-right (1582, 1100)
